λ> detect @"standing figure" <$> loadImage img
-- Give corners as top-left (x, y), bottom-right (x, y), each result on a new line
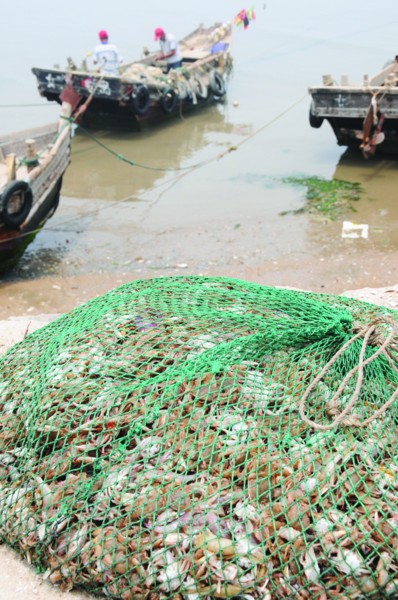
top-left (93, 30), bottom-right (123, 75)
top-left (154, 27), bottom-right (182, 72)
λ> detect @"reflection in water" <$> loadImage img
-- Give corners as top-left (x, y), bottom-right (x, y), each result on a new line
top-left (63, 105), bottom-right (236, 201)
top-left (3, 104), bottom-right (253, 280)
top-left (282, 148), bottom-right (398, 268)
top-left (333, 149), bottom-right (398, 245)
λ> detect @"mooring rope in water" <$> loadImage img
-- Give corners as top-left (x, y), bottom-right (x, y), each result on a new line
top-left (3, 91), bottom-right (309, 244)
top-left (69, 91), bottom-right (309, 173)
top-left (0, 103), bottom-right (50, 108)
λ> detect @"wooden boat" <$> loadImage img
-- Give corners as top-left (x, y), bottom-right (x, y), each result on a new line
top-left (0, 104), bottom-right (72, 271)
top-left (31, 22), bottom-right (233, 130)
top-left (308, 56), bottom-right (398, 158)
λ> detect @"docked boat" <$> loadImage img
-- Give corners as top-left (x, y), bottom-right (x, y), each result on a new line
top-left (308, 56), bottom-right (398, 158)
top-left (0, 103), bottom-right (72, 271)
top-left (32, 22), bottom-right (233, 130)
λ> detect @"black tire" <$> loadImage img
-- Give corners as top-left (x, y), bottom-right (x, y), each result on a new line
top-left (309, 103), bottom-right (323, 128)
top-left (209, 69), bottom-right (226, 97)
top-left (193, 76), bottom-right (208, 99)
top-left (0, 180), bottom-right (33, 229)
top-left (160, 88), bottom-right (177, 113)
top-left (131, 85), bottom-right (150, 115)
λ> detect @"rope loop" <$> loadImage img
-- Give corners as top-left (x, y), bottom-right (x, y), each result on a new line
top-left (299, 315), bottom-right (398, 430)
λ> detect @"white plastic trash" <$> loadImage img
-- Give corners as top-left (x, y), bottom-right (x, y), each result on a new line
top-left (341, 221), bottom-right (369, 239)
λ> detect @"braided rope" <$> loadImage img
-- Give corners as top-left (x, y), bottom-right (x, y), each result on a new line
top-left (299, 315), bottom-right (398, 430)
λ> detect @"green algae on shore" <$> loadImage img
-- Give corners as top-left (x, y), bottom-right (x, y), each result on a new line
top-left (281, 176), bottom-right (362, 220)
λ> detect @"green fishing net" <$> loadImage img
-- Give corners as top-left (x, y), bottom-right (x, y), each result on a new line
top-left (0, 275), bottom-right (397, 599)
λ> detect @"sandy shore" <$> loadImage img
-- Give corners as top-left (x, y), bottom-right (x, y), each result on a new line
top-left (0, 282), bottom-right (397, 599)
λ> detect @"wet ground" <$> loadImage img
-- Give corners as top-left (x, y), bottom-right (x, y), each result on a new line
top-left (1, 113), bottom-right (398, 321)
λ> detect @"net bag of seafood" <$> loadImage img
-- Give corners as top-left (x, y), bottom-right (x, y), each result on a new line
top-left (0, 275), bottom-right (397, 599)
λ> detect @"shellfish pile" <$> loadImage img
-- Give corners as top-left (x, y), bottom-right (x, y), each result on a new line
top-left (0, 276), bottom-right (396, 599)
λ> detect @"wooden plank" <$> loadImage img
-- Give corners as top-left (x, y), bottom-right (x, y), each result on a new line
top-left (5, 154), bottom-right (16, 182)
top-left (181, 50), bottom-right (209, 60)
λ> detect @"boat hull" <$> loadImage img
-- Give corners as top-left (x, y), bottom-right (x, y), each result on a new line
top-left (0, 177), bottom-right (63, 272)
top-left (0, 117), bottom-right (71, 271)
top-left (309, 59), bottom-right (398, 156)
top-left (33, 75), bottom-right (225, 130)
top-left (309, 86), bottom-right (398, 154)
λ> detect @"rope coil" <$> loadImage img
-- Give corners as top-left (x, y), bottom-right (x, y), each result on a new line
top-left (299, 315), bottom-right (398, 430)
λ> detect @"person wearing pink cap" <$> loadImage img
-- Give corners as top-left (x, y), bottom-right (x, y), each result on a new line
top-left (93, 30), bottom-right (123, 75)
top-left (154, 27), bottom-right (182, 72)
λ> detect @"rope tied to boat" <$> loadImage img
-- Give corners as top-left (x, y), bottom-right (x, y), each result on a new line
top-left (72, 71), bottom-right (107, 123)
top-left (362, 66), bottom-right (398, 147)
top-left (299, 315), bottom-right (398, 430)
top-left (371, 95), bottom-right (378, 126)
top-left (361, 92), bottom-right (386, 157)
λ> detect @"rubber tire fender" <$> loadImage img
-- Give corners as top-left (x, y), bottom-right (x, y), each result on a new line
top-left (176, 80), bottom-right (189, 101)
top-left (209, 69), bottom-right (226, 96)
top-left (192, 76), bottom-right (208, 99)
top-left (0, 180), bottom-right (33, 229)
top-left (160, 88), bottom-right (177, 113)
top-left (309, 102), bottom-right (323, 128)
top-left (131, 84), bottom-right (150, 115)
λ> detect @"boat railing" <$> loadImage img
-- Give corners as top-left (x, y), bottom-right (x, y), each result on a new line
top-left (1, 104), bottom-right (71, 188)
top-left (310, 59), bottom-right (398, 92)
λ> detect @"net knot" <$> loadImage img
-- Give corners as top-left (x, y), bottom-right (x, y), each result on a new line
top-left (352, 315), bottom-right (398, 348)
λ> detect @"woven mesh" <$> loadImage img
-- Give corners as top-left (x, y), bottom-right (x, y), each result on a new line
top-left (0, 276), bottom-right (397, 599)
